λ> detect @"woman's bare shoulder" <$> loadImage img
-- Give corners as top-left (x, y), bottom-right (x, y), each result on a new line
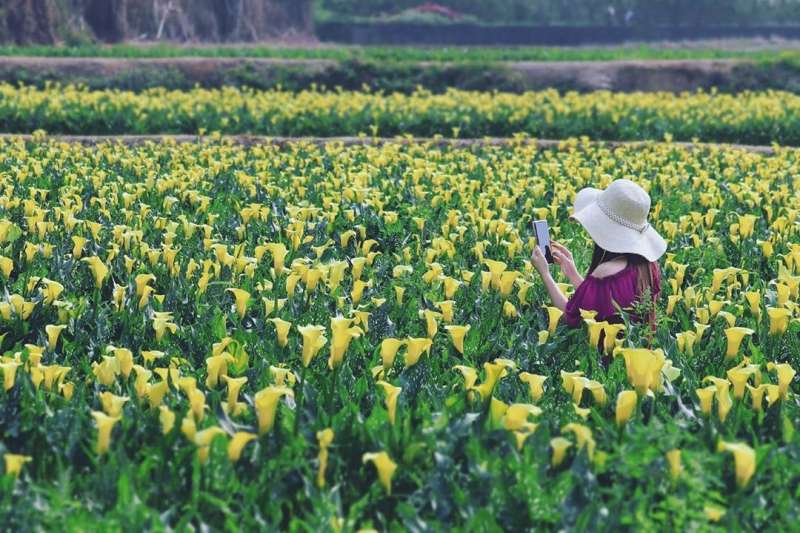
top-left (589, 258), bottom-right (629, 279)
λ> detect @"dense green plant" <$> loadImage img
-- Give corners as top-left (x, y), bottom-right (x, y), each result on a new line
top-left (4, 84), bottom-right (800, 145)
top-left (0, 138), bottom-right (799, 529)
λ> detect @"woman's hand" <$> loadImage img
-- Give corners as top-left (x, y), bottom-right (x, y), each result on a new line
top-left (531, 245), bottom-right (550, 275)
top-left (551, 241), bottom-right (583, 287)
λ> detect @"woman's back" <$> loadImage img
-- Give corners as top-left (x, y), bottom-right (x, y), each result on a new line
top-left (564, 259), bottom-right (661, 328)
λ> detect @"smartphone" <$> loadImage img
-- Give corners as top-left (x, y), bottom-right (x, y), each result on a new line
top-left (533, 219), bottom-right (554, 264)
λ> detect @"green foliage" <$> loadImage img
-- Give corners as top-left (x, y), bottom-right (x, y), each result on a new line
top-left (0, 138), bottom-right (798, 529)
top-left (0, 43), bottom-right (798, 62)
top-left (317, 0), bottom-right (800, 25)
top-left (4, 84), bottom-right (800, 145)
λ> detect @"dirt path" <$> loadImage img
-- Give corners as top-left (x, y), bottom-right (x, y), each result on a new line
top-left (0, 56), bottom-right (755, 92)
top-left (0, 134), bottom-right (780, 154)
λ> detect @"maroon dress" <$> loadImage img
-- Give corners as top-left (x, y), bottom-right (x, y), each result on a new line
top-left (564, 262), bottom-right (661, 328)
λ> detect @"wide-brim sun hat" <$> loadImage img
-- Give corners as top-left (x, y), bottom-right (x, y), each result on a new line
top-left (570, 179), bottom-right (667, 262)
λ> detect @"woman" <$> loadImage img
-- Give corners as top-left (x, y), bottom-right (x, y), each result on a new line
top-left (531, 179), bottom-right (666, 329)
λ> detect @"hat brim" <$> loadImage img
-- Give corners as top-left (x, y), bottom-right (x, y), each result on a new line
top-left (571, 189), bottom-right (667, 262)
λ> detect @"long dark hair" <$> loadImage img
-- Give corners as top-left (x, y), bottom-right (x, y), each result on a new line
top-left (588, 244), bottom-right (659, 324)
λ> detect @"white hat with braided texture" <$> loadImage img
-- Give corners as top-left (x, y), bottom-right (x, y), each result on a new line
top-left (571, 179), bottom-right (667, 262)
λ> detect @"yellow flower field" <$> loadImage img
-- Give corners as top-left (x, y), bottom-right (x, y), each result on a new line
top-left (2, 84), bottom-right (800, 145)
top-left (0, 136), bottom-right (798, 529)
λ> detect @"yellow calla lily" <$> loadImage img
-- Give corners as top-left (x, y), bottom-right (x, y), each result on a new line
top-left (227, 432), bottom-right (257, 462)
top-left (519, 372), bottom-right (547, 402)
top-left (444, 325), bottom-right (470, 354)
top-left (316, 428), bottom-right (334, 488)
top-left (226, 288), bottom-right (251, 319)
top-left (380, 338), bottom-right (404, 370)
top-left (767, 307), bottom-right (791, 335)
top-left (615, 390), bottom-right (638, 427)
top-left (269, 318), bottom-right (292, 348)
top-left (81, 256), bottom-right (109, 288)
top-left (298, 324), bottom-right (327, 367)
top-left (665, 449), bottom-right (682, 481)
top-left (376, 380), bottom-right (401, 425)
top-left (550, 437), bottom-right (572, 467)
top-left (253, 386), bottom-right (294, 434)
top-left (362, 451), bottom-right (397, 495)
top-left (724, 327), bottom-right (754, 360)
top-left (404, 337), bottom-right (432, 368)
top-left (329, 316), bottom-right (363, 369)
top-left (91, 410), bottom-right (120, 455)
top-left (767, 362), bottom-right (796, 400)
top-left (4, 453), bottom-right (32, 478)
top-left (718, 441), bottom-right (756, 488)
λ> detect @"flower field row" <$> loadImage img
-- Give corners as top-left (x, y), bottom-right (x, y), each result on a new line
top-left (0, 137), bottom-right (799, 529)
top-left (1, 84), bottom-right (800, 145)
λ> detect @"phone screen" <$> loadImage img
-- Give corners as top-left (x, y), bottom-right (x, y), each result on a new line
top-left (533, 219), bottom-right (554, 263)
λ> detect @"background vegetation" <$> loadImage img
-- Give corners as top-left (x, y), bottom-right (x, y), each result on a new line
top-left (316, 0), bottom-right (800, 26)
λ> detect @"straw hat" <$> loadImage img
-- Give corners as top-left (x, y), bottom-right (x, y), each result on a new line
top-left (571, 179), bottom-right (667, 262)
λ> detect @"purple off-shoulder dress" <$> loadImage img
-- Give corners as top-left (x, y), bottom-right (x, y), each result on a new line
top-left (564, 262), bottom-right (661, 328)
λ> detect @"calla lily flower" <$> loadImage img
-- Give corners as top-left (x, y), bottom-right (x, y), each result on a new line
top-left (380, 338), bottom-right (404, 370)
top-left (329, 316), bottom-right (363, 369)
top-left (666, 449), bottom-right (681, 481)
top-left (0, 256), bottom-right (12, 279)
top-left (135, 273), bottom-right (156, 297)
top-left (615, 390), bottom-right (638, 427)
top-left (226, 288), bottom-right (251, 319)
top-left (159, 405), bottom-right (175, 434)
top-left (45, 324), bottom-right (66, 351)
top-left (205, 353), bottom-right (234, 388)
top-left (675, 331), bottom-right (697, 356)
top-left (153, 313), bottom-right (178, 342)
top-left (767, 362), bottom-right (796, 400)
top-left (404, 337), bottom-right (432, 368)
top-left (254, 386), bottom-right (294, 434)
top-left (620, 348), bottom-right (665, 397)
top-left (227, 432), bottom-right (257, 462)
top-left (562, 423), bottom-right (596, 460)
top-left (767, 307), bottom-right (791, 335)
top-left (99, 391), bottom-right (129, 417)
top-left (519, 372), bottom-right (547, 402)
top-left (81, 256), bottom-right (109, 288)
top-left (718, 441), bottom-right (756, 488)
top-left (298, 324), bottom-right (327, 367)
top-left (222, 375), bottom-right (248, 414)
top-left (602, 324), bottom-right (626, 354)
top-left (91, 410), bottom-right (120, 455)
top-left (269, 318), bottom-right (292, 348)
top-left (583, 319), bottom-right (607, 348)
top-left (474, 362), bottom-right (507, 401)
top-left (502, 403), bottom-right (542, 431)
top-left (696, 385), bottom-right (716, 416)
top-left (316, 428), bottom-right (334, 488)
top-left (444, 325), bottom-right (470, 354)
top-left (4, 453), bottom-right (32, 478)
top-left (419, 309), bottom-right (441, 338)
top-left (147, 380), bottom-right (170, 409)
top-left (743, 291), bottom-right (762, 319)
top-left (0, 361), bottom-right (21, 391)
top-left (724, 327), bottom-right (754, 360)
top-left (194, 427), bottom-right (226, 464)
top-left (545, 306), bottom-right (563, 334)
top-left (454, 365), bottom-right (478, 390)
top-left (376, 380), bottom-right (401, 425)
top-left (40, 279), bottom-right (64, 305)
top-left (362, 451), bottom-right (397, 495)
top-left (550, 437), bottom-right (572, 467)
top-left (703, 377), bottom-right (733, 422)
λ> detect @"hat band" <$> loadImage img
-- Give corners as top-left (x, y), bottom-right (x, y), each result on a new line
top-left (597, 197), bottom-right (650, 234)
